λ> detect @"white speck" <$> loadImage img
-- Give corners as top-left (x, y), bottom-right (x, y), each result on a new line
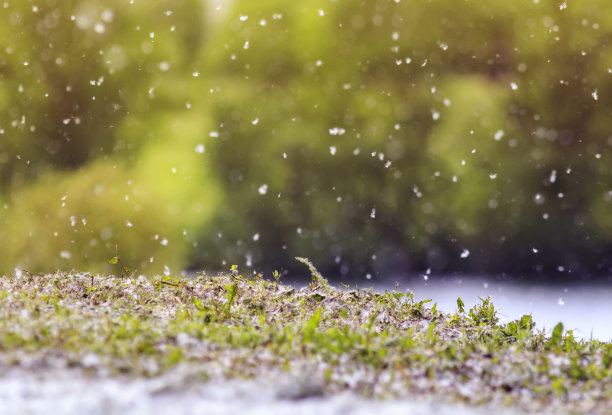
top-left (423, 275), bottom-right (428, 281)
top-left (443, 98), bottom-right (451, 107)
top-left (460, 249), bottom-right (470, 259)
top-left (243, 41), bottom-right (249, 50)
top-left (253, 233), bottom-right (260, 241)
top-left (532, 247), bottom-right (538, 253)
top-left (272, 13), bottom-right (282, 20)
top-left (405, 57), bottom-right (411, 64)
top-left (126, 220), bottom-right (133, 227)
top-left (438, 42), bottom-right (448, 51)
top-left (595, 153), bottom-right (601, 159)
top-left (258, 184), bottom-right (268, 195)
top-left (592, 89), bottom-right (598, 101)
top-left (413, 186), bottom-right (422, 198)
top-left (370, 208), bottom-right (376, 218)
top-left (161, 238), bottom-right (169, 246)
top-left (259, 19), bottom-right (267, 26)
top-left (297, 227), bottom-right (303, 235)
top-left (282, 153), bottom-right (287, 159)
top-left (164, 265), bottom-right (171, 276)
top-left (70, 216), bottom-right (77, 227)
top-left (192, 71), bottom-right (200, 77)
top-left (329, 146), bottom-right (337, 155)
top-left (318, 9), bottom-right (325, 16)
top-left (194, 144), bottom-right (205, 154)
top-left (494, 130), bottom-right (504, 141)
top-left (329, 127), bottom-right (346, 135)
top-left (60, 251), bottom-right (71, 259)
top-left (315, 60), bottom-right (323, 67)
top-left (239, 15), bottom-right (248, 22)
top-left (489, 173), bottom-right (497, 179)
top-left (94, 22), bottom-right (105, 34)
top-left (558, 298), bottom-right (565, 306)
top-left (158, 61), bottom-right (170, 71)
top-left (549, 169), bottom-right (557, 183)
top-left (534, 193), bottom-right (545, 205)
top-left (366, 273), bottom-right (372, 280)
top-left (252, 118), bottom-right (259, 125)
top-left (559, 1), bottom-right (567, 10)
top-left (510, 82), bottom-right (518, 90)
top-left (392, 32), bottom-right (399, 41)
top-left (353, 148), bottom-right (360, 155)
top-left (431, 110), bottom-right (440, 121)
top-left (209, 131), bottom-right (219, 138)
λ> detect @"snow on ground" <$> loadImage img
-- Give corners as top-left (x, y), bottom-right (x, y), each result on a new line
top-left (0, 369), bottom-right (518, 415)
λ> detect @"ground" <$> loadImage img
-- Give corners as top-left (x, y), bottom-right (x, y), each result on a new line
top-left (0, 260), bottom-right (611, 414)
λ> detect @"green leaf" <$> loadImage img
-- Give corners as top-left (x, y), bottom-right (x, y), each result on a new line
top-left (548, 322), bottom-right (564, 348)
top-left (457, 297), bottom-right (465, 313)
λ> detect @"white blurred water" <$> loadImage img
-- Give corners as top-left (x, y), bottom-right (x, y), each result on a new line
top-left (387, 276), bottom-right (612, 341)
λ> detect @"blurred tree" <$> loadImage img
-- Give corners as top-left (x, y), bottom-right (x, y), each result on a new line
top-left (201, 0), bottom-right (612, 277)
top-left (0, 0), bottom-right (221, 274)
top-left (0, 0), bottom-right (205, 186)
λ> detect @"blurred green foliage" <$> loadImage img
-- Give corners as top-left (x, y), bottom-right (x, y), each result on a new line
top-left (0, 0), bottom-right (611, 277)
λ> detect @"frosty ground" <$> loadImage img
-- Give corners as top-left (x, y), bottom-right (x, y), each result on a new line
top-left (1, 263), bottom-right (611, 414)
top-left (0, 368), bottom-right (519, 415)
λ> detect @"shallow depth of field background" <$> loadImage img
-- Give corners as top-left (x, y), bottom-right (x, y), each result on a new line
top-left (1, 0), bottom-right (611, 280)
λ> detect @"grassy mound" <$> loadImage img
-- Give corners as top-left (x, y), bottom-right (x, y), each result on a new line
top-left (0, 261), bottom-right (610, 414)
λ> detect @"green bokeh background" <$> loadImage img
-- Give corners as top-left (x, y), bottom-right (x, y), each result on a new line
top-left (1, 0), bottom-right (611, 278)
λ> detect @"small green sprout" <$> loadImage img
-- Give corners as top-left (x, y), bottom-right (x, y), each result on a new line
top-left (295, 257), bottom-right (328, 286)
top-left (457, 297), bottom-right (465, 313)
